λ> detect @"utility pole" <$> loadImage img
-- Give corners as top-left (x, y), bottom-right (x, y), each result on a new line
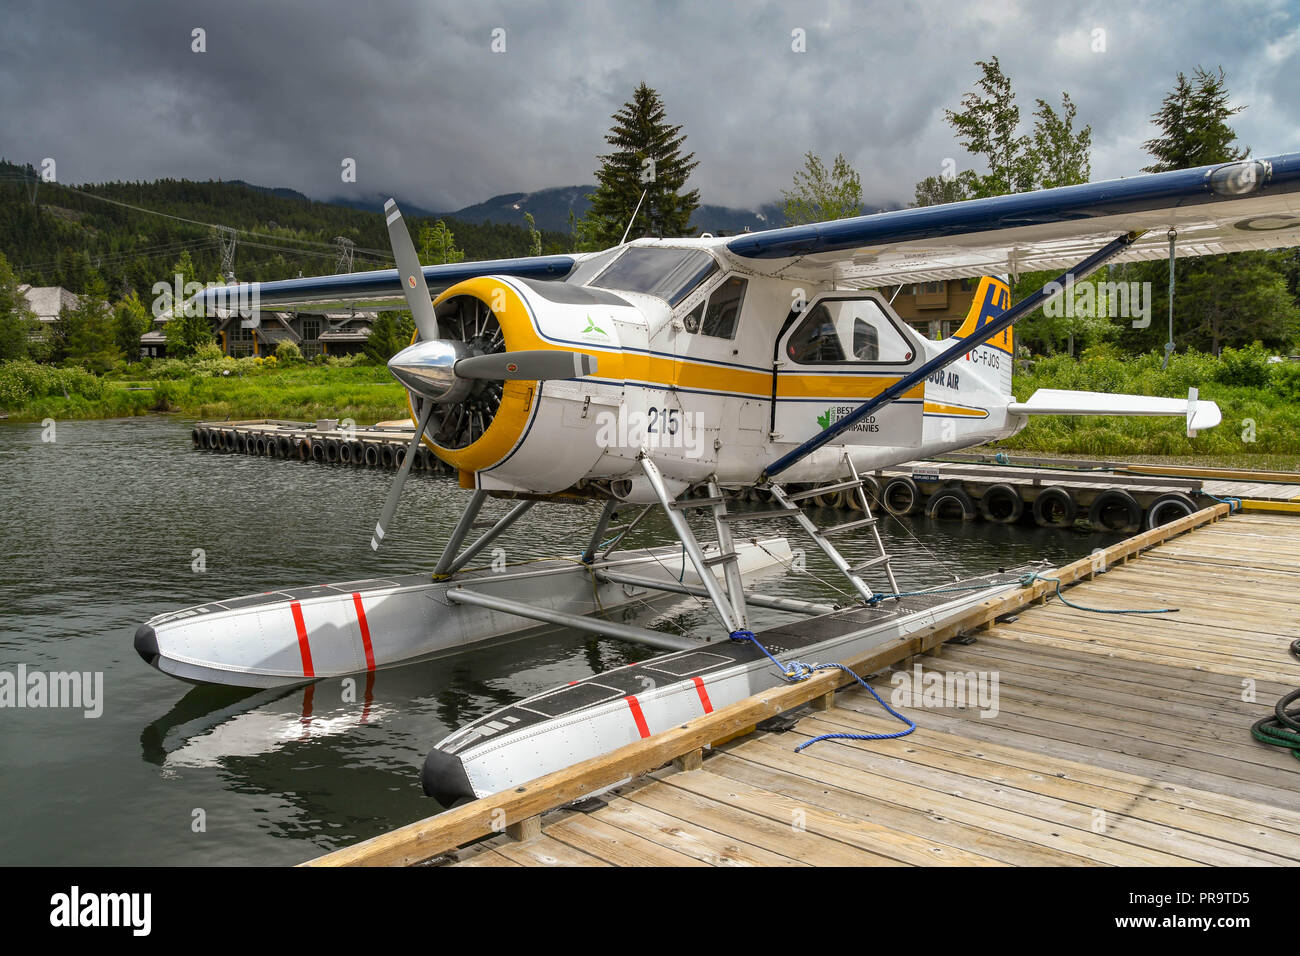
top-left (334, 236), bottom-right (355, 273)
top-left (215, 225), bottom-right (238, 281)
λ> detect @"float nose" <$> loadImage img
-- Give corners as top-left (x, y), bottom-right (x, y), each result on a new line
top-left (134, 623), bottom-right (160, 666)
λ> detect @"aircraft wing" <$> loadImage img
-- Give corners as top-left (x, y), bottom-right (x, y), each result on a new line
top-left (187, 254), bottom-right (577, 314)
top-left (720, 154), bottom-right (1300, 287)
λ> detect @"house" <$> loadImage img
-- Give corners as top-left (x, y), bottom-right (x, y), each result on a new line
top-left (141, 305), bottom-right (377, 358)
top-left (18, 284), bottom-right (79, 335)
top-left (879, 278), bottom-right (985, 340)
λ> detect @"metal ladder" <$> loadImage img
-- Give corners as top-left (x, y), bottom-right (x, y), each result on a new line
top-left (639, 456), bottom-right (750, 634)
top-left (745, 451), bottom-right (900, 604)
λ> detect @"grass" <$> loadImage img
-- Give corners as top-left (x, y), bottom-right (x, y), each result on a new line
top-left (3, 345), bottom-right (1297, 474)
top-left (987, 346), bottom-right (1300, 467)
top-left (0, 361), bottom-right (408, 425)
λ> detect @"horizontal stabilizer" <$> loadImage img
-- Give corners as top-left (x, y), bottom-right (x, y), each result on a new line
top-left (1008, 388), bottom-right (1221, 437)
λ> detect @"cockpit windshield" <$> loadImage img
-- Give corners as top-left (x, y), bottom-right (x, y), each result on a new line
top-left (588, 247), bottom-right (718, 306)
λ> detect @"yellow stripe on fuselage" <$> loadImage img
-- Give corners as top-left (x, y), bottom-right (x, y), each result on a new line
top-left (923, 401), bottom-right (988, 418)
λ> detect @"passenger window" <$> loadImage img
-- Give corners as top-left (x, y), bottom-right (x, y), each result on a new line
top-left (852, 319), bottom-right (879, 361)
top-left (786, 298), bottom-right (914, 364)
top-left (786, 305), bottom-right (844, 362)
top-left (683, 276), bottom-right (747, 339)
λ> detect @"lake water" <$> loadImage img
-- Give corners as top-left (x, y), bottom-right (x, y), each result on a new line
top-left (0, 416), bottom-right (1120, 865)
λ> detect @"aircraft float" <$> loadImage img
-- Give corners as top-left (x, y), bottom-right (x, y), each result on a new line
top-left (135, 154), bottom-right (1300, 803)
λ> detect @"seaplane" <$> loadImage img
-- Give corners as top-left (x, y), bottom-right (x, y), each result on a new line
top-left (135, 153), bottom-right (1300, 805)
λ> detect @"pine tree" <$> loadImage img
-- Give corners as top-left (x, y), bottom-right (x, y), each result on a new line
top-left (58, 276), bottom-right (122, 372)
top-left (112, 291), bottom-right (150, 358)
top-left (1142, 67), bottom-right (1246, 172)
top-left (1118, 66), bottom-right (1298, 356)
top-left (165, 249), bottom-right (215, 358)
top-left (583, 83), bottom-right (700, 247)
top-left (363, 311), bottom-right (416, 365)
top-left (780, 152), bottom-right (864, 225)
top-left (1030, 93), bottom-right (1091, 189)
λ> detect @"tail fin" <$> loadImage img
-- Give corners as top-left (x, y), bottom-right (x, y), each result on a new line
top-left (947, 277), bottom-right (1013, 394)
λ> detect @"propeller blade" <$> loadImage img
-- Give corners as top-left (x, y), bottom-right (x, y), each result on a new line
top-left (455, 349), bottom-right (597, 381)
top-left (370, 400), bottom-right (437, 551)
top-left (383, 199), bottom-right (439, 342)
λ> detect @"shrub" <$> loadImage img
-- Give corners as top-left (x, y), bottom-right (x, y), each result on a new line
top-left (193, 343), bottom-right (225, 363)
top-left (1270, 360), bottom-right (1300, 402)
top-left (1214, 344), bottom-right (1272, 388)
top-left (275, 340), bottom-right (303, 364)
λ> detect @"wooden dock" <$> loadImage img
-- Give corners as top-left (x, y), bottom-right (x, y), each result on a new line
top-left (306, 504), bottom-right (1300, 867)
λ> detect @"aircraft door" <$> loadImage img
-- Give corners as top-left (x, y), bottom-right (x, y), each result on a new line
top-left (773, 295), bottom-right (925, 447)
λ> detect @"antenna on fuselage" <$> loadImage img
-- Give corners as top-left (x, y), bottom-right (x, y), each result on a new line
top-left (620, 188), bottom-right (649, 245)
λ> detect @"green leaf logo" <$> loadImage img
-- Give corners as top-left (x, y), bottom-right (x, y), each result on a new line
top-left (816, 408), bottom-right (834, 430)
top-left (581, 315), bottom-right (607, 337)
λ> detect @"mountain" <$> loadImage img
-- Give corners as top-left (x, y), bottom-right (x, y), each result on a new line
top-left (440, 185), bottom-right (780, 236)
top-left (438, 185), bottom-right (904, 236)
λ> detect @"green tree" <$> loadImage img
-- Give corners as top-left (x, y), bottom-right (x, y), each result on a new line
top-left (524, 212), bottom-right (542, 257)
top-left (1142, 66), bottom-right (1246, 172)
top-left (419, 220), bottom-right (465, 265)
top-left (780, 152), bottom-right (864, 225)
top-left (112, 291), bottom-right (149, 358)
top-left (165, 249), bottom-right (215, 357)
top-left (582, 83), bottom-right (700, 247)
top-left (912, 169), bottom-right (980, 208)
top-left (945, 56), bottom-right (1032, 198)
top-left (0, 251), bottom-right (39, 361)
top-left (1029, 93), bottom-right (1091, 189)
top-left (363, 311), bottom-right (416, 365)
top-left (1116, 66), bottom-right (1298, 356)
top-left (57, 277), bottom-right (121, 372)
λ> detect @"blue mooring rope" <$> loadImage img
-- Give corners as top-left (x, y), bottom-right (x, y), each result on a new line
top-left (865, 582), bottom-right (1014, 606)
top-left (1202, 492), bottom-right (1243, 513)
top-left (728, 630), bottom-right (916, 752)
top-left (1017, 571), bottom-right (1178, 614)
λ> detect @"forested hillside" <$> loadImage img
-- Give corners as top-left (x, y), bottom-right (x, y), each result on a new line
top-left (0, 160), bottom-right (570, 297)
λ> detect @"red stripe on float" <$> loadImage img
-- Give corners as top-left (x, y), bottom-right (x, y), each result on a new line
top-left (290, 600), bottom-right (314, 677)
top-left (351, 592), bottom-right (375, 671)
top-left (625, 695), bottom-right (650, 738)
top-left (692, 676), bottom-right (713, 714)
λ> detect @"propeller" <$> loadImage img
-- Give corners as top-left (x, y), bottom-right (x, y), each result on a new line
top-left (455, 349), bottom-right (597, 381)
top-left (371, 398), bottom-right (436, 551)
top-left (383, 198), bottom-right (439, 341)
top-left (370, 199), bottom-right (600, 550)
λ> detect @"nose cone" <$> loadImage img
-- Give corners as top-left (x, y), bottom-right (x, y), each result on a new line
top-left (134, 623), bottom-right (160, 666)
top-left (388, 339), bottom-right (467, 404)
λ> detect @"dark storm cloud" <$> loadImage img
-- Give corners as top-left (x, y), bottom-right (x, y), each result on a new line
top-left (2, 0), bottom-right (1297, 211)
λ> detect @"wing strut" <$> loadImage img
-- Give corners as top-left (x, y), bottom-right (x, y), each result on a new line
top-left (760, 230), bottom-right (1145, 482)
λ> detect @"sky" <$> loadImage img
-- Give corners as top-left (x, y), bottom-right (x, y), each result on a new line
top-left (2, 0), bottom-right (1298, 212)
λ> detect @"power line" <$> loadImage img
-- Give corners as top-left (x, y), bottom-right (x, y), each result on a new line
top-left (28, 179), bottom-right (395, 262)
